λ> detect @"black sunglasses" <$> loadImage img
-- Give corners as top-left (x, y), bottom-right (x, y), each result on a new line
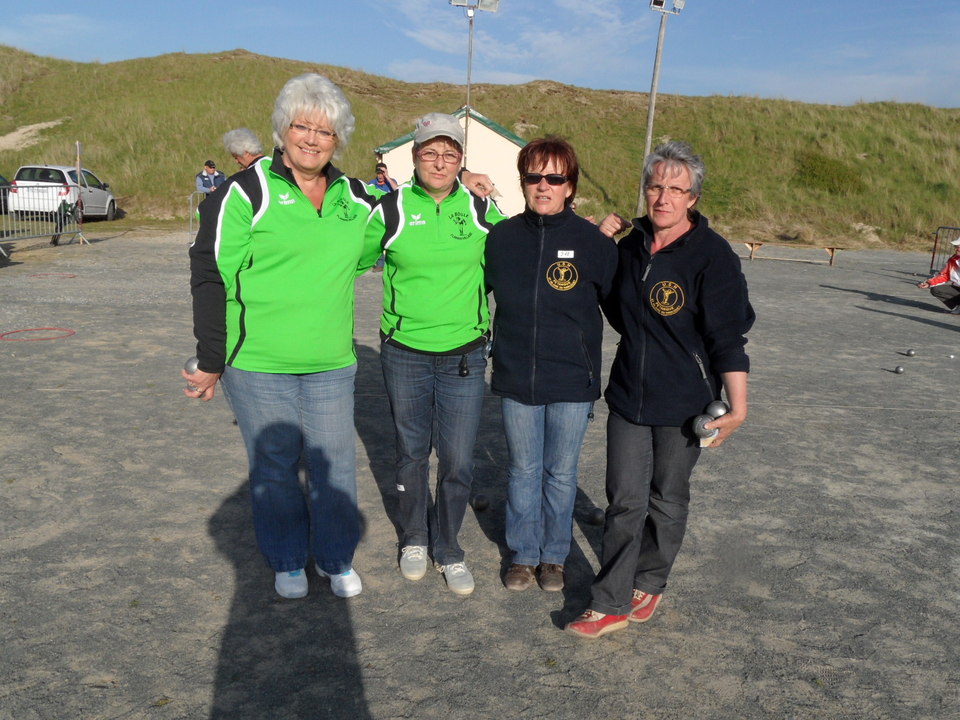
top-left (523, 173), bottom-right (568, 186)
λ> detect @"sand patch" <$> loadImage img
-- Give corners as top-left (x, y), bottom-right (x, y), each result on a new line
top-left (0, 120), bottom-right (64, 152)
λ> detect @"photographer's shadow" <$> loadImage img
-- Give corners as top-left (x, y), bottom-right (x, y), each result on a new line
top-left (208, 421), bottom-right (371, 719)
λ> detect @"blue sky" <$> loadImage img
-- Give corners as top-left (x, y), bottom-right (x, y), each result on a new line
top-left (3, 0), bottom-right (959, 107)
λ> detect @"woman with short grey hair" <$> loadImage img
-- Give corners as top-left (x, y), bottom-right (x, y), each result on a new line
top-left (567, 140), bottom-right (754, 638)
top-left (222, 128), bottom-right (264, 169)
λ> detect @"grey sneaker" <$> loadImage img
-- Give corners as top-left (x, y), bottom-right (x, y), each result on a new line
top-left (437, 561), bottom-right (475, 596)
top-left (399, 545), bottom-right (428, 581)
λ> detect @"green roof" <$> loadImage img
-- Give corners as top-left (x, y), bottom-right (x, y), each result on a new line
top-left (374, 106), bottom-right (526, 154)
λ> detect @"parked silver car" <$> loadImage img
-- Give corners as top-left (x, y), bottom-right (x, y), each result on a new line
top-left (8, 165), bottom-right (117, 221)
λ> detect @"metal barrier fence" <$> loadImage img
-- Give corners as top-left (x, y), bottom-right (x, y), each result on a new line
top-left (930, 226), bottom-right (960, 275)
top-left (187, 191), bottom-right (205, 243)
top-left (1, 182), bottom-right (86, 259)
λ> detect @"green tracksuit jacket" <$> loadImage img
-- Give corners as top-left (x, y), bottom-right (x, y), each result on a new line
top-left (365, 179), bottom-right (505, 353)
top-left (190, 150), bottom-right (382, 374)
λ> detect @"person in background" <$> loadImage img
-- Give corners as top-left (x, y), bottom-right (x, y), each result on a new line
top-left (222, 128), bottom-right (265, 170)
top-left (917, 237), bottom-right (960, 314)
top-left (369, 162), bottom-right (398, 193)
top-left (366, 113), bottom-right (505, 596)
top-left (566, 140), bottom-right (754, 639)
top-left (195, 160), bottom-right (225, 194)
top-left (484, 136), bottom-right (617, 593)
top-left (367, 163), bottom-right (398, 271)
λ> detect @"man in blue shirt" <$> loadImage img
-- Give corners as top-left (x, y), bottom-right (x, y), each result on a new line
top-left (195, 160), bottom-right (225, 194)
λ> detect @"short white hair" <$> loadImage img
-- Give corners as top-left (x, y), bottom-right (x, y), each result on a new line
top-left (271, 73), bottom-right (355, 160)
top-left (222, 128), bottom-right (263, 156)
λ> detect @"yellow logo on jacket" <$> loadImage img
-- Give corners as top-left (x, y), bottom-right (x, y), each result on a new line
top-left (650, 280), bottom-right (684, 315)
top-left (546, 261), bottom-right (578, 291)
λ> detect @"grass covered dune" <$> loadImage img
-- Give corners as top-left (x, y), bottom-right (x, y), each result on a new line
top-left (1, 45), bottom-right (958, 248)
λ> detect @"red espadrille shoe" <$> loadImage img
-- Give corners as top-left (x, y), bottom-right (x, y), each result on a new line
top-left (628, 589), bottom-right (662, 623)
top-left (565, 610), bottom-right (629, 639)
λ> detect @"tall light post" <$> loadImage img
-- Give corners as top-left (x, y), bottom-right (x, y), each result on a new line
top-left (636, 0), bottom-right (685, 217)
top-left (449, 0), bottom-right (501, 167)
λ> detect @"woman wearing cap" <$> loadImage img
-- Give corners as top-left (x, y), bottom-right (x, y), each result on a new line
top-left (366, 113), bottom-right (505, 595)
top-left (186, 76), bottom-right (495, 601)
top-left (565, 140), bottom-right (754, 638)
top-left (484, 136), bottom-right (617, 594)
top-left (917, 238), bottom-right (960, 314)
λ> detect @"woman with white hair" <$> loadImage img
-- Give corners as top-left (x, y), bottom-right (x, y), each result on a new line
top-left (186, 73), bottom-right (381, 601)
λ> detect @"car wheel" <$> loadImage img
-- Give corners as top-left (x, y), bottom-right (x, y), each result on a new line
top-left (74, 202), bottom-right (84, 225)
top-left (105, 200), bottom-right (116, 221)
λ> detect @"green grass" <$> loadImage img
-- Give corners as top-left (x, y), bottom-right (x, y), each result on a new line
top-left (2, 45), bottom-right (958, 248)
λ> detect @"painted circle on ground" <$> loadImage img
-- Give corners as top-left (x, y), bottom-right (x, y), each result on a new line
top-left (0, 327), bottom-right (76, 341)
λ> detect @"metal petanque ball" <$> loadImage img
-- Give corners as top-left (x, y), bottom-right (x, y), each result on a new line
top-left (894, 366), bottom-right (905, 374)
top-left (471, 494), bottom-right (489, 512)
top-left (185, 356), bottom-right (199, 374)
top-left (693, 414), bottom-right (719, 439)
top-left (906, 349), bottom-right (916, 357)
top-left (588, 507), bottom-right (606, 526)
top-left (705, 400), bottom-right (730, 419)
top-left (950, 355), bottom-right (956, 360)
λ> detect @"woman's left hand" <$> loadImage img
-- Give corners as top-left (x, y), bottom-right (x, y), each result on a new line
top-left (703, 410), bottom-right (745, 448)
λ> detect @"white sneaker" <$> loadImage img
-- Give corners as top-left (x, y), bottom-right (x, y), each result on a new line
top-left (399, 545), bottom-right (428, 581)
top-left (315, 564), bottom-right (362, 598)
top-left (274, 569), bottom-right (308, 599)
top-left (437, 561), bottom-right (474, 596)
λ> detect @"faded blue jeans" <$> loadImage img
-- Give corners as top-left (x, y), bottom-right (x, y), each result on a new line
top-left (220, 364), bottom-right (359, 575)
top-left (501, 398), bottom-right (593, 567)
top-left (380, 341), bottom-right (486, 566)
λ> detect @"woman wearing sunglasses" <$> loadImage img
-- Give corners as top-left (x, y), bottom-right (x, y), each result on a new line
top-left (484, 136), bottom-right (618, 593)
top-left (366, 113), bottom-right (505, 596)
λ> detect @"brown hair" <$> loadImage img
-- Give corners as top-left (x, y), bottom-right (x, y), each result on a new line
top-left (517, 136), bottom-right (579, 208)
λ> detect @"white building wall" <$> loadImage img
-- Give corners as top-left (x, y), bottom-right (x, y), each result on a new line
top-left (379, 116), bottom-right (525, 218)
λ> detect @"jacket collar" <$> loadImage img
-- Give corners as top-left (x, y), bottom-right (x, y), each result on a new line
top-left (521, 205), bottom-right (577, 228)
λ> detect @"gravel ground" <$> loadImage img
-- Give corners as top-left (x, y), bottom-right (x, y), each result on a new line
top-left (0, 228), bottom-right (958, 719)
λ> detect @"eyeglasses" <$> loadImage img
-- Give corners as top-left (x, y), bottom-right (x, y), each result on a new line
top-left (644, 184), bottom-right (691, 198)
top-left (523, 173), bottom-right (568, 186)
top-left (417, 149), bottom-right (462, 164)
top-left (288, 123), bottom-right (337, 143)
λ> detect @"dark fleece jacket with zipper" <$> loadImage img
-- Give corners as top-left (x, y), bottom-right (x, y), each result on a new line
top-left (602, 211), bottom-right (754, 427)
top-left (484, 206), bottom-right (618, 405)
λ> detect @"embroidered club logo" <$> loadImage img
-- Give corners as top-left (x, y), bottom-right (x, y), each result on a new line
top-left (333, 198), bottom-right (357, 221)
top-left (650, 280), bottom-right (684, 316)
top-left (448, 211), bottom-right (470, 239)
top-left (546, 261), bottom-right (578, 291)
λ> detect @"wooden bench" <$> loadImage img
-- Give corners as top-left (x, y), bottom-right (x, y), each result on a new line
top-left (742, 241), bottom-right (846, 266)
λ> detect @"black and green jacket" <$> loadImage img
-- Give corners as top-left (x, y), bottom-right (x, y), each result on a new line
top-left (190, 150), bottom-right (382, 374)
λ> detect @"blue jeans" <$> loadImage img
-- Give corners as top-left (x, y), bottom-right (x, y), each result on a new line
top-left (589, 411), bottom-right (701, 615)
top-left (380, 341), bottom-right (486, 565)
top-left (220, 364), bottom-right (359, 575)
top-left (501, 398), bottom-right (593, 566)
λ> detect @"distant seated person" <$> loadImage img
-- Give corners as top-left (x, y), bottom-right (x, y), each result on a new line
top-left (222, 128), bottom-right (265, 170)
top-left (368, 162), bottom-right (398, 193)
top-left (917, 238), bottom-right (960, 315)
top-left (195, 160), bottom-right (225, 194)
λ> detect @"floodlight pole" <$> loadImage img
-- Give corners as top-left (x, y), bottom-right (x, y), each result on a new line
top-left (464, 7), bottom-right (475, 166)
top-left (636, 1), bottom-right (684, 217)
top-left (450, 0), bottom-right (500, 168)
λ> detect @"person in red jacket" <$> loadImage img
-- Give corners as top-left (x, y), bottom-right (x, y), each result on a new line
top-left (917, 238), bottom-right (960, 314)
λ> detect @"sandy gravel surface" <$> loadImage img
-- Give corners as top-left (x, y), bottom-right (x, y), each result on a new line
top-left (0, 228), bottom-right (957, 719)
